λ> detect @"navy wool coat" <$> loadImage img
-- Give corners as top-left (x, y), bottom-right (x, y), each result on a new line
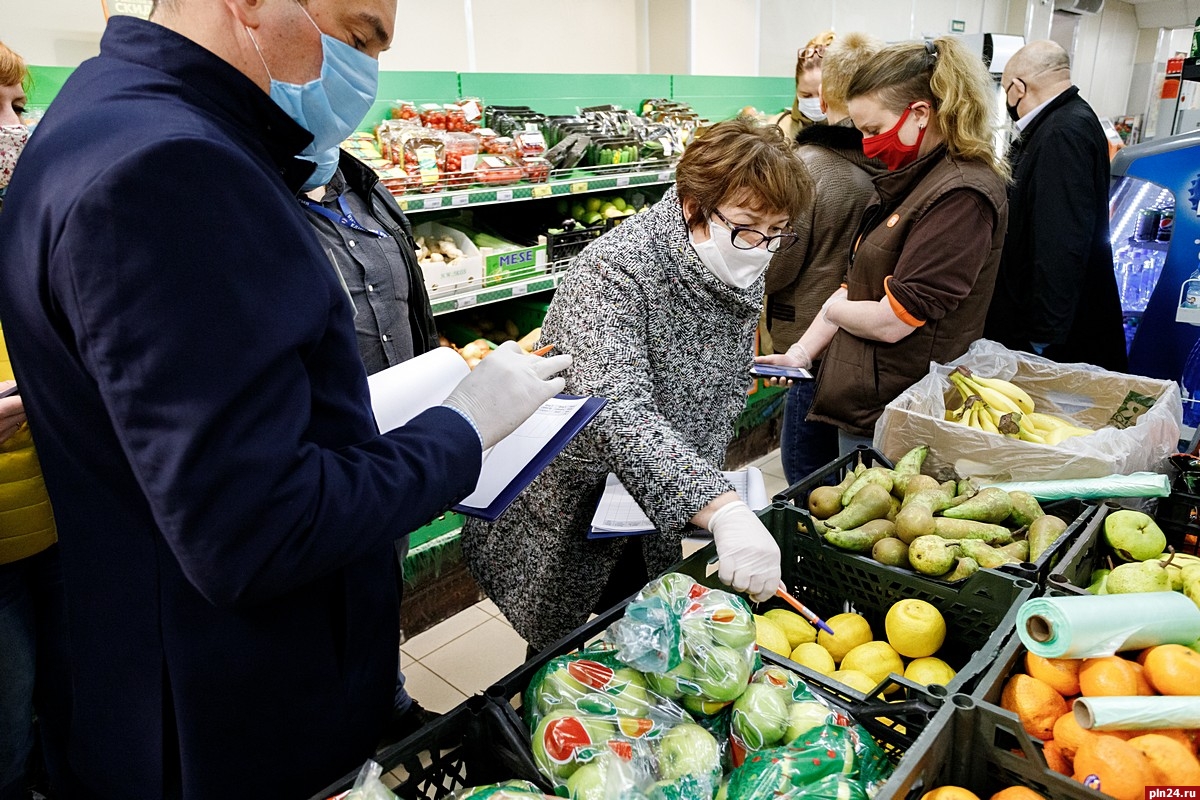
top-left (0, 17), bottom-right (481, 799)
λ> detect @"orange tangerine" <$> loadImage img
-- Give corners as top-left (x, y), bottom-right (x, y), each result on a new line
top-left (1001, 674), bottom-right (1068, 741)
top-left (989, 788), bottom-right (1046, 800)
top-left (1139, 728), bottom-right (1198, 754)
top-left (1144, 644), bottom-right (1200, 696)
top-left (1053, 711), bottom-right (1119, 759)
top-left (1042, 740), bottom-right (1072, 776)
top-left (1025, 653), bottom-right (1081, 696)
top-left (1072, 735), bottom-right (1157, 800)
top-left (920, 788), bottom-right (981, 800)
top-left (1128, 662), bottom-right (1155, 696)
top-left (1078, 656), bottom-right (1140, 697)
top-left (1127, 733), bottom-right (1200, 785)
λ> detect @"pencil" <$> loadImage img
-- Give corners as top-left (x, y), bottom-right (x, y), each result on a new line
top-left (776, 585), bottom-right (835, 635)
top-left (532, 344), bottom-right (555, 356)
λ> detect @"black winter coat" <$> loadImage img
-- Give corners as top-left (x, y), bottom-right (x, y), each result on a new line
top-left (984, 87), bottom-right (1128, 371)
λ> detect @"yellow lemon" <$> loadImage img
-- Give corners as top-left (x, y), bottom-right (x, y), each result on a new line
top-left (764, 608), bottom-right (817, 649)
top-left (790, 642), bottom-right (836, 677)
top-left (920, 788), bottom-right (982, 800)
top-left (840, 641), bottom-right (905, 694)
top-left (885, 599), bottom-right (947, 658)
top-left (904, 656), bottom-right (957, 688)
top-left (817, 613), bottom-right (873, 664)
top-left (754, 615), bottom-right (791, 656)
top-left (829, 669), bottom-right (878, 695)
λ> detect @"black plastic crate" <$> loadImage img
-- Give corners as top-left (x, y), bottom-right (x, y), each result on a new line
top-left (1155, 490), bottom-right (1200, 555)
top-left (307, 697), bottom-right (546, 800)
top-left (777, 446), bottom-right (1103, 588)
top-left (545, 222), bottom-right (609, 262)
top-left (484, 562), bottom-right (943, 770)
top-left (876, 694), bottom-right (1103, 800)
top-left (752, 496), bottom-right (1037, 694)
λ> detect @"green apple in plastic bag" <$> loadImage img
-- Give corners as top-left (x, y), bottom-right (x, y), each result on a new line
top-left (453, 781), bottom-right (556, 799)
top-left (645, 660), bottom-right (698, 701)
top-left (732, 683), bottom-right (791, 750)
top-left (531, 710), bottom-right (616, 783)
top-left (656, 722), bottom-right (721, 786)
top-left (785, 701), bottom-right (836, 743)
top-left (689, 591), bottom-right (756, 650)
top-left (692, 644), bottom-right (751, 703)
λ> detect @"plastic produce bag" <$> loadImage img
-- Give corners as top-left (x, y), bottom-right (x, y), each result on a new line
top-left (528, 709), bottom-right (722, 800)
top-left (723, 724), bottom-right (893, 800)
top-left (330, 760), bottom-right (397, 800)
top-left (606, 573), bottom-right (759, 710)
top-left (875, 339), bottom-right (1182, 483)
top-left (523, 646), bottom-right (690, 732)
top-left (453, 781), bottom-right (557, 799)
top-left (729, 665), bottom-right (843, 766)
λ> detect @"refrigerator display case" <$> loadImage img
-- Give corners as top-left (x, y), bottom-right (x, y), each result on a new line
top-left (1109, 130), bottom-right (1200, 428)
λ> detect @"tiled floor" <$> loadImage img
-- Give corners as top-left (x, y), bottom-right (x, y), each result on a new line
top-left (398, 448), bottom-right (788, 711)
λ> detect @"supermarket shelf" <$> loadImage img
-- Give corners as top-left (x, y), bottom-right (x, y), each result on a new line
top-left (429, 261), bottom-right (571, 316)
top-left (394, 164), bottom-right (676, 213)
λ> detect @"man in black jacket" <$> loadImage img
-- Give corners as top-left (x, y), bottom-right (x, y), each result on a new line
top-left (301, 148), bottom-right (439, 743)
top-left (984, 40), bottom-right (1128, 371)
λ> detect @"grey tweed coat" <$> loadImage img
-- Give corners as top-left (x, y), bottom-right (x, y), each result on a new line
top-left (461, 187), bottom-right (762, 651)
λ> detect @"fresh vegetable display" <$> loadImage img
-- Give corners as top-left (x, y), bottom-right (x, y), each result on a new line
top-left (806, 445), bottom-right (1072, 581)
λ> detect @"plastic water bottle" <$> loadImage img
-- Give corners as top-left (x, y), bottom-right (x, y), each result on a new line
top-left (1182, 336), bottom-right (1200, 427)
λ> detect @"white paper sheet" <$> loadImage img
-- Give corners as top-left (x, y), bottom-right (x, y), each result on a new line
top-left (366, 346), bottom-right (469, 434)
top-left (590, 467), bottom-right (768, 535)
top-left (457, 395), bottom-right (593, 510)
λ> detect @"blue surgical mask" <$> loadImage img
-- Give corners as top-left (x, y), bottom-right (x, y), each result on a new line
top-left (304, 145), bottom-right (340, 191)
top-left (247, 4), bottom-right (378, 187)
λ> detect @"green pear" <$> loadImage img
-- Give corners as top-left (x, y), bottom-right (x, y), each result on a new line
top-left (824, 519), bottom-right (896, 552)
top-left (1007, 491), bottom-right (1045, 528)
top-left (871, 537), bottom-right (910, 568)
top-left (998, 540), bottom-right (1030, 562)
top-left (1028, 515), bottom-right (1069, 562)
top-left (1104, 509), bottom-right (1167, 561)
top-left (825, 483), bottom-right (892, 531)
top-left (1185, 569), bottom-right (1200, 611)
top-left (958, 539), bottom-right (1018, 569)
top-left (941, 487), bottom-right (1013, 524)
top-left (1086, 568), bottom-right (1110, 595)
top-left (941, 556), bottom-right (980, 583)
top-left (908, 535), bottom-right (961, 576)
top-left (1105, 560), bottom-right (1171, 594)
top-left (895, 505), bottom-right (936, 544)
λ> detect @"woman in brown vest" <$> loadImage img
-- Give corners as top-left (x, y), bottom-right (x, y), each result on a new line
top-left (759, 36), bottom-right (1010, 453)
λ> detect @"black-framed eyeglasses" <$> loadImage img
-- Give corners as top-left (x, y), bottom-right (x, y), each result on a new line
top-left (713, 209), bottom-right (798, 253)
top-left (798, 44), bottom-right (826, 61)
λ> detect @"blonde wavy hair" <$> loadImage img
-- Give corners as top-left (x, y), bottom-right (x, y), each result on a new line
top-left (821, 32), bottom-right (883, 117)
top-left (847, 36), bottom-right (1008, 180)
top-left (796, 30), bottom-right (836, 80)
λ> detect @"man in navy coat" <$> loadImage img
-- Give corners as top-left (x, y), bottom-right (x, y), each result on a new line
top-left (0, 0), bottom-right (568, 797)
top-left (984, 39), bottom-right (1128, 371)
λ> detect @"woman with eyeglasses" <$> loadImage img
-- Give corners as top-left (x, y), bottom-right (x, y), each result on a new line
top-left (758, 37), bottom-right (1009, 455)
top-left (462, 117), bottom-right (813, 655)
top-left (773, 31), bottom-right (836, 141)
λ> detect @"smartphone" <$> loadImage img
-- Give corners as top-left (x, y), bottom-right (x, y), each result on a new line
top-left (750, 364), bottom-right (813, 381)
top-left (0, 385), bottom-right (17, 399)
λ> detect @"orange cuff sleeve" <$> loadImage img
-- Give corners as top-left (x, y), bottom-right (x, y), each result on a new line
top-left (884, 276), bottom-right (925, 328)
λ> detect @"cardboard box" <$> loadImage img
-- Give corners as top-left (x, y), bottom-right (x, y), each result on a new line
top-left (874, 339), bottom-right (1182, 483)
top-left (412, 221), bottom-right (484, 298)
top-left (469, 231), bottom-right (548, 287)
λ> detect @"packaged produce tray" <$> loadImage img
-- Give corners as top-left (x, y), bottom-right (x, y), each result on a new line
top-left (876, 693), bottom-right (1103, 800)
top-left (308, 697), bottom-right (543, 800)
top-left (779, 446), bottom-right (1102, 588)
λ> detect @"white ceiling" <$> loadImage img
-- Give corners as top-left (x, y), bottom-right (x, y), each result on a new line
top-left (1132, 0), bottom-right (1199, 29)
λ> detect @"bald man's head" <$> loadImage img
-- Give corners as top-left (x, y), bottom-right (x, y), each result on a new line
top-left (1002, 40), bottom-right (1073, 122)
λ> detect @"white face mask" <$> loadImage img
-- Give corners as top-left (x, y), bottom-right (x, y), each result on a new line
top-left (0, 124), bottom-right (30, 192)
top-left (798, 97), bottom-right (826, 122)
top-left (691, 217), bottom-right (774, 289)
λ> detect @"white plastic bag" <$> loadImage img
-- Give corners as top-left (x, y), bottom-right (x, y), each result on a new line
top-left (874, 339), bottom-right (1182, 483)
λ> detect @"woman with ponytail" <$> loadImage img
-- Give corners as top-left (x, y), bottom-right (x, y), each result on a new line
top-left (757, 36), bottom-right (1008, 452)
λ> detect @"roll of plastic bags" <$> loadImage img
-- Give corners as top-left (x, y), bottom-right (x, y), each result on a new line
top-left (1075, 696), bottom-right (1200, 731)
top-left (981, 472), bottom-right (1170, 501)
top-left (1017, 593), bottom-right (1200, 658)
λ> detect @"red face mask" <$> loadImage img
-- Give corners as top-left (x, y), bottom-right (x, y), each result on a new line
top-left (861, 104), bottom-right (927, 171)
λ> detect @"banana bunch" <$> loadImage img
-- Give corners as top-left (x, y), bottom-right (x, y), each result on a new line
top-left (943, 366), bottom-right (1092, 446)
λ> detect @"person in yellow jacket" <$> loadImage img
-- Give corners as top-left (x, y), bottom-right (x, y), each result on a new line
top-left (0, 40), bottom-right (67, 800)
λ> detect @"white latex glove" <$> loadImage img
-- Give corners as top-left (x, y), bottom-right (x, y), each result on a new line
top-left (707, 500), bottom-right (782, 602)
top-left (0, 381), bottom-right (25, 445)
top-left (442, 341), bottom-right (572, 450)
